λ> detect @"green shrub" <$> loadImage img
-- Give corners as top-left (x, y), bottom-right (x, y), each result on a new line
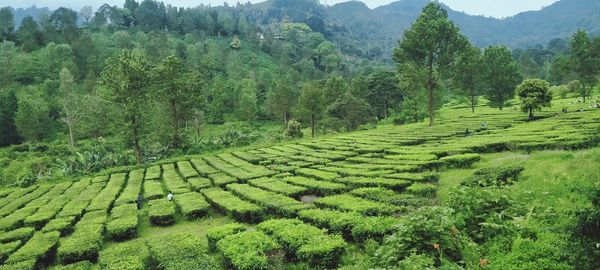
top-left (98, 240), bottom-right (150, 270)
top-left (336, 177), bottom-right (411, 190)
top-left (143, 180), bottom-right (164, 200)
top-left (464, 165), bottom-right (525, 187)
top-left (144, 166), bottom-right (161, 180)
top-left (232, 151), bottom-right (262, 164)
top-left (286, 120), bottom-right (303, 138)
top-left (282, 176), bottom-right (346, 195)
top-left (201, 188), bottom-right (263, 223)
top-left (190, 158), bottom-right (219, 176)
top-left (406, 183), bottom-right (437, 197)
top-left (295, 168), bottom-right (338, 181)
top-left (174, 192), bottom-right (210, 219)
top-left (440, 153), bottom-right (481, 168)
top-left (0, 227), bottom-right (34, 243)
top-left (148, 199), bottom-right (176, 226)
top-left (106, 204), bottom-right (138, 241)
top-left (351, 216), bottom-right (399, 243)
top-left (217, 231), bottom-right (281, 270)
top-left (227, 184), bottom-right (312, 216)
top-left (114, 169), bottom-right (144, 206)
top-left (248, 177), bottom-right (307, 197)
top-left (57, 224), bottom-right (104, 264)
top-left (51, 261), bottom-right (93, 270)
top-left (146, 232), bottom-right (220, 270)
top-left (208, 172), bottom-right (237, 187)
top-left (257, 219), bottom-right (346, 269)
top-left (207, 223), bottom-right (247, 252)
top-left (41, 216), bottom-right (75, 235)
top-left (373, 206), bottom-right (475, 268)
top-left (176, 161), bottom-right (199, 179)
top-left (314, 194), bottom-right (398, 216)
top-left (5, 231), bottom-right (60, 266)
top-left (188, 177), bottom-right (212, 191)
top-left (0, 259), bottom-right (36, 270)
top-left (0, 240), bottom-right (21, 264)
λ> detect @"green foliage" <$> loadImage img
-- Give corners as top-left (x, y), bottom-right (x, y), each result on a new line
top-left (405, 183), bottom-right (437, 197)
top-left (0, 240), bottom-right (21, 264)
top-left (146, 232), bottom-right (220, 270)
top-left (257, 219), bottom-right (347, 268)
top-left (483, 46), bottom-right (522, 110)
top-left (314, 194), bottom-right (398, 216)
top-left (440, 153), bottom-right (481, 168)
top-left (98, 240), bottom-right (150, 270)
top-left (173, 192), bottom-right (210, 220)
top-left (201, 188), bottom-right (263, 222)
top-left (0, 227), bottom-right (34, 243)
top-left (366, 70), bottom-right (402, 119)
top-left (207, 223), bottom-right (247, 252)
top-left (5, 231), bottom-right (60, 265)
top-left (148, 199), bottom-right (176, 226)
top-left (464, 165), bottom-right (525, 188)
top-left (570, 30), bottom-right (599, 101)
top-left (394, 2), bottom-right (467, 126)
top-left (373, 206), bottom-right (476, 268)
top-left (57, 223), bottom-right (104, 264)
top-left (285, 119), bottom-right (303, 138)
top-left (325, 93), bottom-right (375, 131)
top-left (217, 231), bottom-right (281, 270)
top-left (517, 79), bottom-right (553, 120)
top-left (107, 204), bottom-right (138, 241)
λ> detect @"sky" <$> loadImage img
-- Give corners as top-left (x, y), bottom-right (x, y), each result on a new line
top-left (2, 0), bottom-right (560, 18)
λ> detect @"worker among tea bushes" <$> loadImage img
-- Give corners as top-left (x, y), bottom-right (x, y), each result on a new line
top-left (137, 193), bottom-right (143, 209)
top-left (167, 191), bottom-right (174, 201)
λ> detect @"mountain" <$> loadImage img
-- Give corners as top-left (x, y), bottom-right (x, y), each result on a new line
top-left (326, 0), bottom-right (600, 56)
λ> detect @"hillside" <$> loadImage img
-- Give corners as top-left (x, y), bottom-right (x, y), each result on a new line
top-left (0, 95), bottom-right (599, 269)
top-left (327, 0), bottom-right (600, 55)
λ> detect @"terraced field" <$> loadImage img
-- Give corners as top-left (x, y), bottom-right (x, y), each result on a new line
top-left (0, 105), bottom-right (599, 269)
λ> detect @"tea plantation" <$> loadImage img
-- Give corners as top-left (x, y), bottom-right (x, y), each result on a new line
top-left (0, 102), bottom-right (599, 270)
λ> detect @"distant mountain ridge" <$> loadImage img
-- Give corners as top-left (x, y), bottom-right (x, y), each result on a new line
top-left (327, 0), bottom-right (600, 53)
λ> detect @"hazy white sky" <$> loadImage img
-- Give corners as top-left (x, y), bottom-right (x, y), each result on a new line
top-left (3, 0), bottom-right (560, 18)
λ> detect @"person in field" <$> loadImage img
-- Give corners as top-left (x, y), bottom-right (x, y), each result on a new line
top-left (167, 191), bottom-right (173, 201)
top-left (136, 193), bottom-right (143, 209)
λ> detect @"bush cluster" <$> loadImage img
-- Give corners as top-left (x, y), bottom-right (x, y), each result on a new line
top-left (98, 240), bottom-right (150, 270)
top-left (201, 188), bottom-right (263, 222)
top-left (206, 223), bottom-right (247, 252)
top-left (5, 231), bottom-right (60, 266)
top-left (57, 211), bottom-right (106, 264)
top-left (282, 176), bottom-right (346, 195)
top-left (107, 204), bottom-right (138, 240)
top-left (440, 153), bottom-right (481, 168)
top-left (173, 192), bottom-right (210, 220)
top-left (314, 194), bottom-right (398, 216)
top-left (227, 183), bottom-right (312, 216)
top-left (217, 231), bottom-right (281, 270)
top-left (248, 177), bottom-right (307, 197)
top-left (257, 219), bottom-right (347, 269)
top-left (146, 232), bottom-right (220, 270)
top-left (148, 199), bottom-right (176, 226)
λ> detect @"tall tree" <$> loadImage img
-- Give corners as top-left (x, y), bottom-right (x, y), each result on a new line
top-left (517, 79), bottom-right (552, 121)
top-left (296, 81), bottom-right (324, 137)
top-left (0, 88), bottom-right (19, 146)
top-left (100, 50), bottom-right (151, 164)
top-left (80, 6), bottom-right (93, 25)
top-left (15, 89), bottom-right (51, 142)
top-left (367, 70), bottom-right (402, 119)
top-left (267, 75), bottom-right (297, 126)
top-left (570, 30), bottom-right (599, 102)
top-left (453, 45), bottom-right (484, 113)
top-left (326, 93), bottom-right (374, 131)
top-left (16, 16), bottom-right (43, 52)
top-left (394, 2), bottom-right (467, 126)
top-left (237, 79), bottom-right (258, 121)
top-left (0, 7), bottom-right (14, 41)
top-left (58, 68), bottom-right (83, 149)
top-left (49, 7), bottom-right (79, 43)
top-left (483, 46), bottom-right (522, 110)
top-left (153, 55), bottom-right (200, 148)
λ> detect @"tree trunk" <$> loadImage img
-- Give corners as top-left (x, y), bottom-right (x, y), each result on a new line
top-left (311, 114), bottom-right (315, 138)
top-left (67, 121), bottom-right (75, 150)
top-left (283, 112), bottom-right (288, 127)
top-left (171, 98), bottom-right (180, 148)
top-left (471, 95), bottom-right (476, 114)
top-left (132, 115), bottom-right (142, 164)
top-left (427, 51), bottom-right (435, 126)
top-left (383, 102), bottom-right (388, 119)
top-left (528, 109), bottom-right (534, 121)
